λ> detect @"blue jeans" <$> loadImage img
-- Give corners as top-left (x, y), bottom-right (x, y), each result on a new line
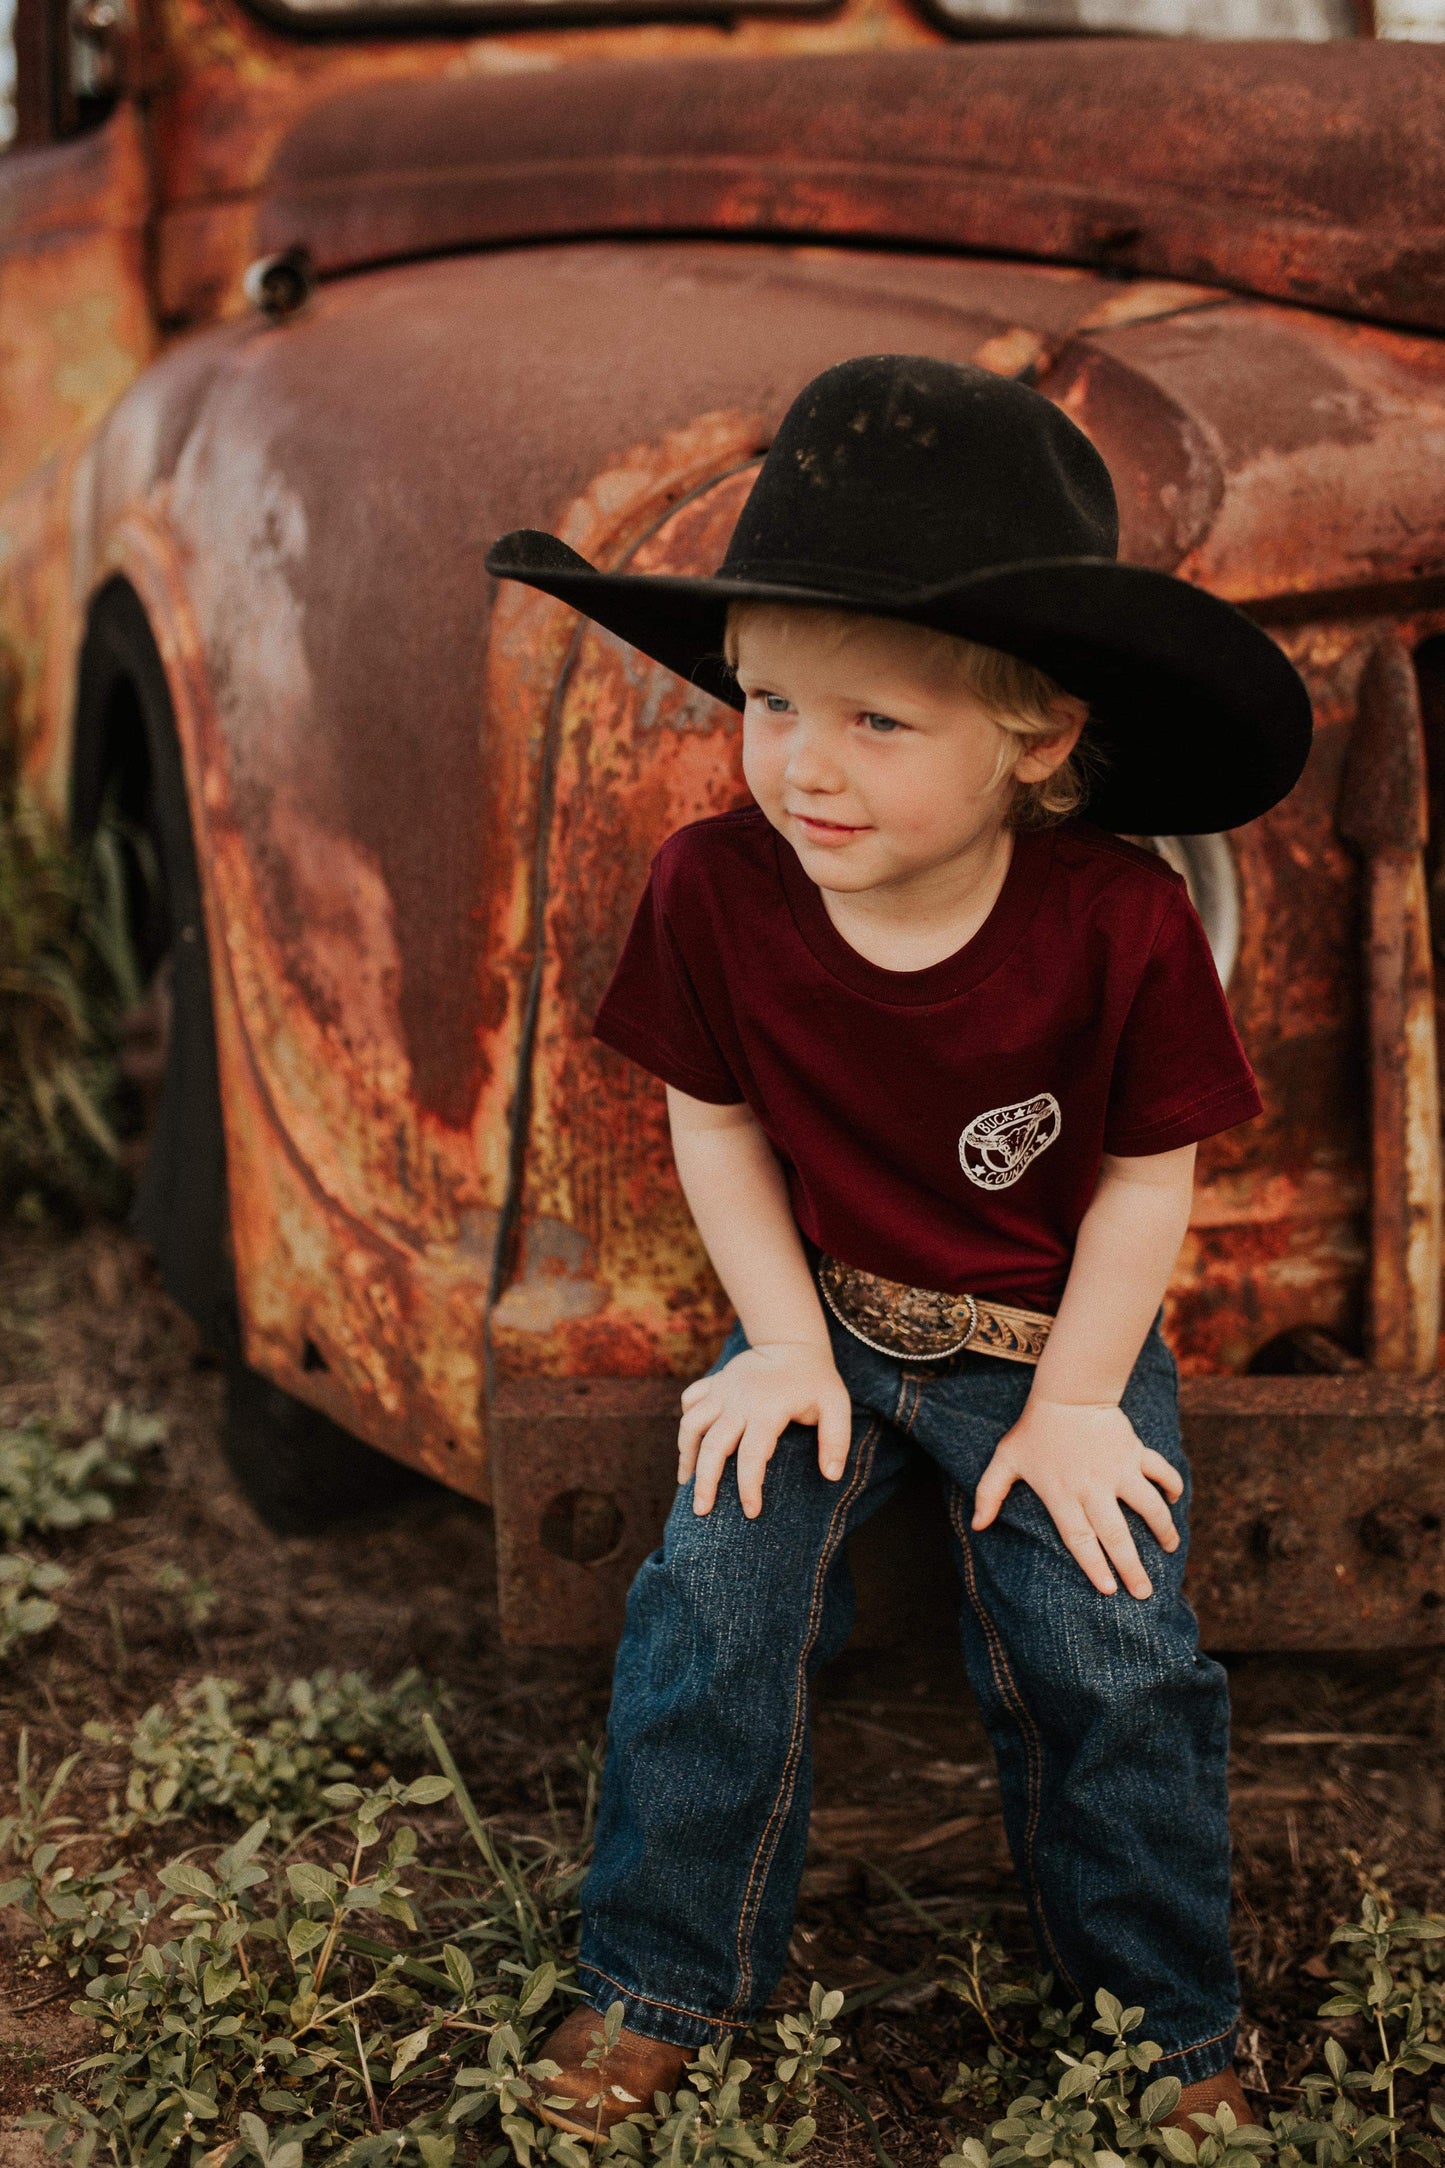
top-left (578, 1310), bottom-right (1237, 2083)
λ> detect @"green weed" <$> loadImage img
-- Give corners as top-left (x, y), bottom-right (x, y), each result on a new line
top-left (0, 654), bottom-right (142, 1221)
top-left (99, 1670), bottom-right (446, 1837)
top-left (0, 1734), bottom-right (142, 1981)
top-left (0, 1403), bottom-right (165, 1543)
top-left (0, 1551), bottom-right (68, 1658)
top-left (8, 1732), bottom-right (1445, 2168)
top-left (150, 1565), bottom-right (219, 1634)
top-left (9, 1728), bottom-right (834, 2168)
top-left (937, 1902), bottom-right (1445, 2168)
top-left (0, 1403), bottom-right (163, 1672)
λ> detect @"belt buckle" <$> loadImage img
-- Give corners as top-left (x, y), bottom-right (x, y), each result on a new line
top-left (903, 1292), bottom-right (981, 1379)
top-left (921, 1290), bottom-right (978, 1371)
top-left (818, 1254), bottom-right (984, 1364)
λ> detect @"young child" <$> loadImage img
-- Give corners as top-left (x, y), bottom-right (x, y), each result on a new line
top-left (486, 355), bottom-right (1312, 2138)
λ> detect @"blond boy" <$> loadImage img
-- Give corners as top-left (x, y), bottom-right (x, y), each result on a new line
top-left (487, 353), bottom-right (1312, 2137)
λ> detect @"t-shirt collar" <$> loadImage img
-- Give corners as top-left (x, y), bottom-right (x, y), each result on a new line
top-left (773, 821), bottom-right (1058, 1007)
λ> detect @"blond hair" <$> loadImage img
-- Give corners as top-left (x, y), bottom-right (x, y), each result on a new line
top-left (724, 603), bottom-right (1092, 828)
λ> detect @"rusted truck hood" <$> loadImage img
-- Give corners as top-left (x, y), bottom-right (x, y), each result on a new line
top-left (257, 42), bottom-right (1445, 336)
top-left (84, 236), bottom-right (1445, 1303)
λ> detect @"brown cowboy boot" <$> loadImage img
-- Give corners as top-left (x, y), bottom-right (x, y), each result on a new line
top-left (1163, 2068), bottom-right (1254, 2132)
top-left (533, 2004), bottom-right (690, 2142)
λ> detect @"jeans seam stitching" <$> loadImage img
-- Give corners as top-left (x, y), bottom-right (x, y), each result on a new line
top-left (1154, 2024), bottom-right (1238, 2067)
top-left (947, 1481), bottom-right (1081, 1999)
top-left (577, 1961), bottom-right (747, 2032)
top-left (726, 1415), bottom-right (882, 2019)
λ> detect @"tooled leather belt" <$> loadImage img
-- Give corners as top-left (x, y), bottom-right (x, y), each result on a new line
top-left (817, 1254), bottom-right (1054, 1367)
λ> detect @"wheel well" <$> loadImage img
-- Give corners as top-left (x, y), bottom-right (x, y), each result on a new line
top-left (69, 588), bottom-right (438, 1517)
top-left (71, 663), bottom-right (149, 839)
top-left (71, 580), bottom-right (171, 979)
top-left (72, 575), bottom-right (238, 1356)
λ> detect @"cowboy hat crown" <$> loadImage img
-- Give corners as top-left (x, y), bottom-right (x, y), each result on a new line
top-left (720, 354), bottom-right (1118, 593)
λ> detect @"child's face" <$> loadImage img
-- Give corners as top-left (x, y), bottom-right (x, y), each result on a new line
top-left (735, 608), bottom-right (1082, 898)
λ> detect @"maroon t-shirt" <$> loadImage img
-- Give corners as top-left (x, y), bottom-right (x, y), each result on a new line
top-left (592, 807), bottom-right (1260, 1312)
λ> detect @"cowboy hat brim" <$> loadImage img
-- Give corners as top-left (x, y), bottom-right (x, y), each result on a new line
top-left (486, 529), bottom-right (1312, 835)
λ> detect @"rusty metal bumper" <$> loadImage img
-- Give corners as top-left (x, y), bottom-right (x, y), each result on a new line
top-left (489, 1371), bottom-right (1445, 1651)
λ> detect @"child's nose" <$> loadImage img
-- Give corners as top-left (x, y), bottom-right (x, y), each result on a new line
top-left (783, 724), bottom-right (845, 793)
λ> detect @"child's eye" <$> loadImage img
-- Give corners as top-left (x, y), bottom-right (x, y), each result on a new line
top-left (760, 693), bottom-right (791, 714)
top-left (862, 712), bottom-right (904, 734)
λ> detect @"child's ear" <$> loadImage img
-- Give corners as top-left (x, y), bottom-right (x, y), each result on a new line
top-left (1013, 694), bottom-right (1089, 782)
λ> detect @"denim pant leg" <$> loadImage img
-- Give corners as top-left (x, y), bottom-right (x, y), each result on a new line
top-left (900, 1326), bottom-right (1237, 2083)
top-left (579, 1328), bottom-right (914, 2048)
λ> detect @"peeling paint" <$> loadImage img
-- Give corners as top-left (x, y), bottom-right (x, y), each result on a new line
top-left (493, 1217), bottom-right (610, 1333)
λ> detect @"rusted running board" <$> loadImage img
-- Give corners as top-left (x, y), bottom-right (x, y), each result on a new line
top-left (490, 1372), bottom-right (1445, 1650)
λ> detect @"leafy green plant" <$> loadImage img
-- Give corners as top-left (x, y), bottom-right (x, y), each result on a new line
top-left (941, 1988), bottom-right (1184, 2168)
top-left (35, 1780), bottom-right (457, 2168)
top-left (12, 1719), bottom-right (1445, 2168)
top-left (0, 1734), bottom-right (142, 1982)
top-left (0, 656), bottom-right (143, 1219)
top-left (0, 1402), bottom-right (160, 1677)
top-left (0, 1402), bottom-right (165, 1543)
top-left (938, 1929), bottom-right (1077, 2124)
top-left (0, 1551), bottom-right (68, 1659)
top-left (13, 1730), bottom-right (842, 2168)
top-left (101, 1670), bottom-right (446, 1838)
top-left (933, 1893), bottom-right (1445, 2168)
top-left (150, 1564), bottom-right (219, 1634)
top-left (583, 1987), bottom-right (842, 2167)
top-left (1314, 1896), bottom-right (1445, 2160)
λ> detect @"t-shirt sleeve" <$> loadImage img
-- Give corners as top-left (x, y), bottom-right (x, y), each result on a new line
top-left (591, 860), bottom-right (746, 1105)
top-left (1104, 889), bottom-right (1262, 1156)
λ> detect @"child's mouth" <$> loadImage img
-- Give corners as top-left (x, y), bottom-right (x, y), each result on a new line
top-left (793, 813), bottom-right (869, 843)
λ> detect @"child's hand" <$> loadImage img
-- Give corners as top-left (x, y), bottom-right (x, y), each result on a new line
top-left (678, 1342), bottom-right (853, 1519)
top-left (971, 1395), bottom-right (1183, 1600)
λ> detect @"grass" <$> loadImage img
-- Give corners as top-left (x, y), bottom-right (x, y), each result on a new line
top-left (104, 1668), bottom-right (446, 1836)
top-left (0, 644), bottom-right (144, 1224)
top-left (0, 1404), bottom-right (165, 1544)
top-left (0, 1401), bottom-right (165, 1668)
top-left (2, 1734), bottom-right (841, 2168)
top-left (4, 1726), bottom-right (1445, 2168)
top-left (3, 1210), bottom-right (1445, 2168)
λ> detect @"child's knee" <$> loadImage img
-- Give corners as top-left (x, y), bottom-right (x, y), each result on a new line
top-left (634, 1461), bottom-right (839, 1654)
top-left (1028, 1587), bottom-right (1220, 1729)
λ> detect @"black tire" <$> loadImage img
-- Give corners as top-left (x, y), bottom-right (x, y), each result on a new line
top-left (74, 578), bottom-right (435, 1534)
top-left (74, 580), bottom-right (232, 1351)
top-left (221, 1358), bottom-right (431, 1536)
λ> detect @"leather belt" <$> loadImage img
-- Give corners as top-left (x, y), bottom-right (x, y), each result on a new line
top-left (817, 1253), bottom-right (1054, 1367)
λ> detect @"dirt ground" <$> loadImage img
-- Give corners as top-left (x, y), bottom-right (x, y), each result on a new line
top-left (1, 1222), bottom-right (1443, 2167)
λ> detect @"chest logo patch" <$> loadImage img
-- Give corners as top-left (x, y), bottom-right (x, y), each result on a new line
top-left (959, 1093), bottom-right (1062, 1190)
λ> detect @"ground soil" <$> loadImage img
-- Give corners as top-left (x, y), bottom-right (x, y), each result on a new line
top-left (1, 1223), bottom-right (1443, 2167)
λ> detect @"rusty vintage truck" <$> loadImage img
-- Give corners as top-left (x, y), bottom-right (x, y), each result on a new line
top-left (3, 0), bottom-right (1445, 1647)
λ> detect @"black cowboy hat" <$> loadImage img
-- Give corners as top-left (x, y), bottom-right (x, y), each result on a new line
top-left (487, 355), bottom-right (1311, 835)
